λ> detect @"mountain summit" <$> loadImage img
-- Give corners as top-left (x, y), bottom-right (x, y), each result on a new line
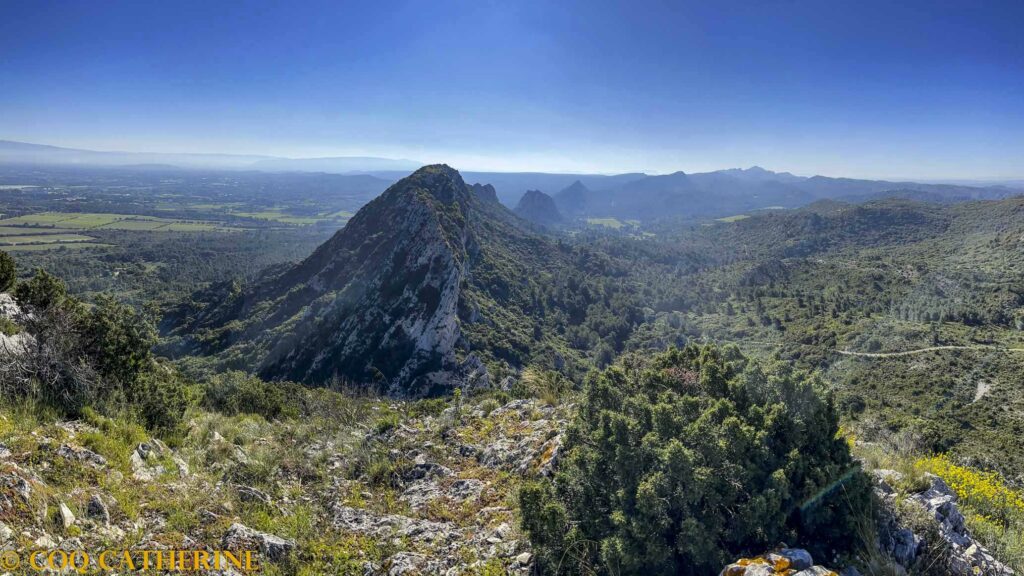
top-left (163, 165), bottom-right (587, 396)
top-left (514, 189), bottom-right (563, 227)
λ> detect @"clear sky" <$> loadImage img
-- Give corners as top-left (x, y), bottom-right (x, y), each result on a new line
top-left (1, 0), bottom-right (1021, 178)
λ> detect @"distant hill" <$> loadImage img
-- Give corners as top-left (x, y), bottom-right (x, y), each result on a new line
top-left (383, 171), bottom-right (647, 206)
top-left (514, 189), bottom-right (563, 227)
top-left (564, 166), bottom-right (1020, 221)
top-left (249, 156), bottom-right (421, 172)
top-left (0, 139), bottom-right (421, 173)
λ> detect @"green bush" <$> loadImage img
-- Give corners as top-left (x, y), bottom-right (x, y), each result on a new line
top-left (519, 344), bottom-right (870, 575)
top-left (409, 397), bottom-right (447, 418)
top-left (373, 412), bottom-right (400, 434)
top-left (0, 250), bottom-right (15, 292)
top-left (0, 316), bottom-right (19, 337)
top-left (132, 370), bottom-right (199, 435)
top-left (203, 370), bottom-right (299, 420)
top-left (81, 295), bottom-right (157, 385)
top-left (14, 268), bottom-right (67, 310)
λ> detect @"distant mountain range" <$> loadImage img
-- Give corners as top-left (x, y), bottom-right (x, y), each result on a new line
top-left (0, 139), bottom-right (422, 173)
top-left (3, 140), bottom-right (1021, 222)
top-left (544, 166), bottom-right (1023, 223)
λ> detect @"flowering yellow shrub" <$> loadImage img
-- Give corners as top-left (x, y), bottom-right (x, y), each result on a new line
top-left (917, 454), bottom-right (1024, 525)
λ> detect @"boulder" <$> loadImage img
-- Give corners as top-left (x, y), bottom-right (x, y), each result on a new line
top-left (57, 444), bottom-right (108, 468)
top-left (386, 552), bottom-right (427, 575)
top-left (775, 549), bottom-right (813, 571)
top-left (222, 522), bottom-right (296, 562)
top-left (130, 444), bottom-right (165, 481)
top-left (59, 502), bottom-right (76, 529)
top-left (874, 471), bottom-right (1014, 576)
top-left (237, 485), bottom-right (272, 505)
top-left (86, 494), bottom-right (110, 525)
top-left (744, 565), bottom-right (776, 576)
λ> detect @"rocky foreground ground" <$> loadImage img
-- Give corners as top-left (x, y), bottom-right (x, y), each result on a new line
top-left (0, 393), bottom-right (567, 575)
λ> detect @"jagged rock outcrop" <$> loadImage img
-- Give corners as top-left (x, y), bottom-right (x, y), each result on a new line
top-left (514, 189), bottom-right (563, 227)
top-left (469, 182), bottom-right (499, 204)
top-left (874, 470), bottom-right (1014, 575)
top-left (163, 165), bottom-right (576, 396)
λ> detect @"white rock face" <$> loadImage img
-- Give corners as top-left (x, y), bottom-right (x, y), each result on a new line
top-left (0, 293), bottom-right (33, 356)
top-left (0, 294), bottom-right (24, 320)
top-left (876, 472), bottom-right (1014, 575)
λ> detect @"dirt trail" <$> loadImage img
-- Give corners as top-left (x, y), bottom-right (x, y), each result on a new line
top-left (837, 345), bottom-right (1024, 358)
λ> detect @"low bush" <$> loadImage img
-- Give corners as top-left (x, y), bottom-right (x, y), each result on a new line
top-left (203, 370), bottom-right (299, 420)
top-left (14, 268), bottom-right (67, 310)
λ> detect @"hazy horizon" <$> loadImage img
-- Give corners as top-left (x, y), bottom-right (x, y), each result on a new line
top-left (2, 0), bottom-right (1022, 179)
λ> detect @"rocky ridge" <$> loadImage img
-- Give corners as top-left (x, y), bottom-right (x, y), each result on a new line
top-left (163, 165), bottom-right (584, 397)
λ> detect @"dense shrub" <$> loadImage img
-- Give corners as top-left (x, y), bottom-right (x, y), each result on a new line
top-left (2, 270), bottom-right (195, 434)
top-left (203, 370), bottom-right (299, 420)
top-left (81, 294), bottom-right (157, 385)
top-left (132, 370), bottom-right (200, 434)
top-left (14, 268), bottom-right (67, 310)
top-left (0, 250), bottom-right (15, 292)
top-left (519, 344), bottom-right (871, 575)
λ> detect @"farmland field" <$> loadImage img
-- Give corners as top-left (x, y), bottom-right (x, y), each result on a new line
top-left (0, 212), bottom-right (230, 232)
top-left (3, 242), bottom-right (112, 251)
top-left (586, 217), bottom-right (625, 229)
top-left (230, 211), bottom-right (322, 225)
top-left (0, 226), bottom-right (77, 236)
top-left (0, 233), bottom-right (96, 245)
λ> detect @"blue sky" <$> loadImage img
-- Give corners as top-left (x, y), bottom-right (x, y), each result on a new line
top-left (1, 0), bottom-right (1021, 178)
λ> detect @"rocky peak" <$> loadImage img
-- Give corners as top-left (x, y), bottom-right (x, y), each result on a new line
top-left (469, 182), bottom-right (499, 204)
top-left (399, 164), bottom-right (469, 203)
top-left (555, 180), bottom-right (591, 217)
top-left (162, 164), bottom-right (556, 397)
top-left (514, 189), bottom-right (563, 227)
